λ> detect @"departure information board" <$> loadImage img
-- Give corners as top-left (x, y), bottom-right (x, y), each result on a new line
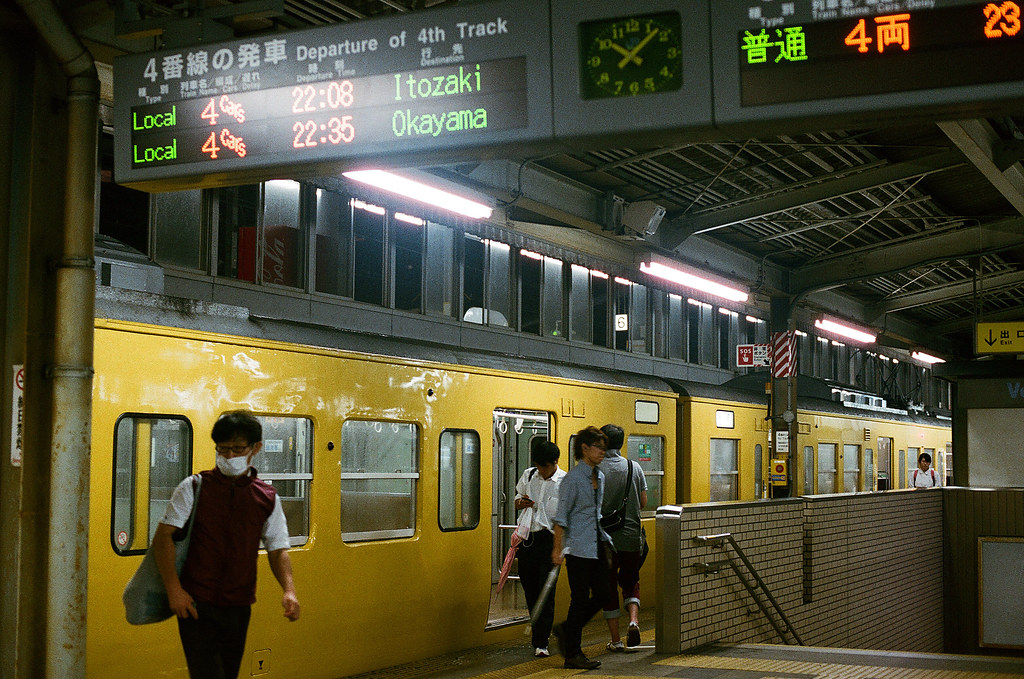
top-left (114, 0), bottom-right (552, 190)
top-left (712, 0), bottom-right (1024, 128)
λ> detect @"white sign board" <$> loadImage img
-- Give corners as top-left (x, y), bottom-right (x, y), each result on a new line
top-left (774, 429), bottom-right (789, 453)
top-left (11, 365), bottom-right (24, 466)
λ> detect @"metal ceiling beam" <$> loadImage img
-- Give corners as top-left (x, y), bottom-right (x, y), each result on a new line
top-left (938, 119), bottom-right (1024, 215)
top-left (655, 149), bottom-right (966, 250)
top-left (791, 216), bottom-right (1024, 293)
top-left (867, 270), bottom-right (1024, 316)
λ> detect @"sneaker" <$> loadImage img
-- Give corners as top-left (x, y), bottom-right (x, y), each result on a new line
top-left (627, 622), bottom-right (641, 648)
top-left (534, 647), bottom-right (549, 658)
top-left (564, 652), bottom-right (601, 670)
top-left (606, 640), bottom-right (626, 652)
top-left (551, 622), bottom-right (565, 657)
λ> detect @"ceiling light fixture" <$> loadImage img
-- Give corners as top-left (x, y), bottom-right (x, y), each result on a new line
top-left (814, 318), bottom-right (876, 344)
top-left (639, 260), bottom-right (748, 303)
top-left (912, 351), bottom-right (945, 364)
top-left (343, 169), bottom-right (493, 220)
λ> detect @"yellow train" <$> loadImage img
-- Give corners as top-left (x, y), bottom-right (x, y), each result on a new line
top-left (87, 307), bottom-right (949, 678)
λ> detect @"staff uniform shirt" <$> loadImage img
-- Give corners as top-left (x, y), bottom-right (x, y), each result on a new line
top-left (554, 461), bottom-right (611, 559)
top-left (161, 471), bottom-right (291, 552)
top-left (515, 466), bottom-right (567, 533)
top-left (912, 467), bottom-right (939, 488)
top-left (599, 448), bottom-right (648, 552)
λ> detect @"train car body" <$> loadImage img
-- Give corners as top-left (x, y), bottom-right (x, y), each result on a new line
top-left (86, 308), bottom-right (678, 679)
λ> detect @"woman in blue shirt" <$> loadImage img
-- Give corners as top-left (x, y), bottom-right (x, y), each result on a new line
top-left (551, 426), bottom-right (612, 670)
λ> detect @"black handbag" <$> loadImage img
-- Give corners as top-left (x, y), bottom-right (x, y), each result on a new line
top-left (600, 459), bottom-right (634, 533)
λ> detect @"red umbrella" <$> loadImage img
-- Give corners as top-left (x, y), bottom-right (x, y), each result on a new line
top-left (496, 508), bottom-right (532, 593)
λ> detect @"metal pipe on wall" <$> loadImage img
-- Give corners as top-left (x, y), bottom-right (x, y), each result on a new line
top-left (13, 1), bottom-right (97, 677)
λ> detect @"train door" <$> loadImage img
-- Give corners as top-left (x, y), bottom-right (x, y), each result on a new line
top-left (877, 437), bottom-right (892, 490)
top-left (487, 408), bottom-right (550, 629)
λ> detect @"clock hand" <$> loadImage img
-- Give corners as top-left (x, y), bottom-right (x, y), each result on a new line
top-left (609, 42), bottom-right (643, 66)
top-left (617, 28), bottom-right (659, 70)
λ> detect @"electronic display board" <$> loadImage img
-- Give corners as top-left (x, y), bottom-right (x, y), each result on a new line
top-left (113, 0), bottom-right (552, 190)
top-left (711, 0), bottom-right (1024, 129)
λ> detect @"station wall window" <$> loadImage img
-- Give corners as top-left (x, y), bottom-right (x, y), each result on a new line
top-left (718, 309), bottom-right (738, 370)
top-left (340, 420), bottom-right (419, 541)
top-left (709, 438), bottom-right (739, 501)
top-left (352, 199), bottom-right (386, 306)
top-left (568, 264), bottom-right (591, 343)
top-left (153, 190), bottom-right (203, 270)
top-left (111, 415), bottom-right (192, 554)
top-left (817, 443), bottom-right (838, 494)
top-left (654, 293), bottom-right (684, 360)
top-left (542, 256), bottom-right (564, 338)
top-left (314, 188), bottom-right (351, 297)
top-left (842, 443), bottom-right (859, 493)
top-left (424, 221), bottom-right (456, 318)
top-left (613, 278), bottom-right (649, 353)
top-left (215, 184), bottom-right (259, 281)
top-left (628, 436), bottom-right (664, 514)
top-left (687, 299), bottom-right (714, 365)
top-left (591, 271), bottom-right (609, 347)
top-left (463, 235), bottom-right (510, 326)
top-left (393, 213), bottom-right (425, 312)
top-left (251, 415), bottom-right (313, 545)
top-left (520, 251), bottom-right (541, 334)
top-left (439, 430), bottom-right (481, 531)
top-left (261, 180), bottom-right (302, 288)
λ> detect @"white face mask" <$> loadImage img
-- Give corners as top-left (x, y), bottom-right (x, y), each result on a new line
top-left (216, 454), bottom-right (250, 477)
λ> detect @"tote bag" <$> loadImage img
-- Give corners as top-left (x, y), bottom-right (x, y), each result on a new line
top-left (122, 475), bottom-right (201, 625)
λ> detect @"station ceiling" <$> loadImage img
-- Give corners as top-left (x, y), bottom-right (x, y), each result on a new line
top-left (66, 0), bottom-right (1024, 360)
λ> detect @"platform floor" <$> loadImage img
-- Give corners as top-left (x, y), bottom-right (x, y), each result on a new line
top-left (341, 612), bottom-right (1024, 679)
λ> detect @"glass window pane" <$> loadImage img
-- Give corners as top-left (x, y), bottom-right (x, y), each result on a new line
top-left (818, 443), bottom-right (837, 494)
top-left (754, 444), bottom-right (763, 499)
top-left (424, 221), bottom-right (455, 317)
top-left (898, 450), bottom-right (907, 488)
top-left (439, 430), bottom-right (480, 530)
top-left (393, 217), bottom-right (424, 312)
top-left (569, 264), bottom-right (590, 342)
top-left (340, 420), bottom-right (419, 541)
top-left (591, 273), bottom-right (608, 347)
top-left (629, 282), bottom-right (648, 354)
top-left (314, 189), bottom-right (351, 296)
top-left (541, 256), bottom-right (564, 338)
top-left (250, 415), bottom-right (313, 545)
top-left (709, 438), bottom-right (738, 501)
top-left (668, 294), bottom-right (683, 359)
top-left (520, 251), bottom-right (541, 334)
top-left (262, 180), bottom-right (302, 288)
top-left (153, 190), bottom-right (202, 269)
top-left (112, 416), bottom-right (192, 554)
top-left (487, 241), bottom-right (511, 327)
top-left (463, 235), bottom-right (485, 323)
top-left (907, 447), bottom-right (919, 486)
top-left (863, 448), bottom-right (874, 491)
top-left (628, 436), bottom-right (663, 513)
top-left (843, 444), bottom-right (859, 494)
top-left (216, 185), bottom-right (259, 281)
top-left (352, 201), bottom-right (385, 306)
top-left (804, 445), bottom-right (814, 494)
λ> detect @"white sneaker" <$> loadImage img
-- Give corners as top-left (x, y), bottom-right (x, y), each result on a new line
top-left (534, 647), bottom-right (549, 657)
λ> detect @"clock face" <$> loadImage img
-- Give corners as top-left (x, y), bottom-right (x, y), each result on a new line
top-left (579, 11), bottom-right (683, 100)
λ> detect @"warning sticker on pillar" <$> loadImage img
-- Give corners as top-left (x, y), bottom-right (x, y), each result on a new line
top-left (771, 331), bottom-right (796, 378)
top-left (11, 365), bottom-right (24, 466)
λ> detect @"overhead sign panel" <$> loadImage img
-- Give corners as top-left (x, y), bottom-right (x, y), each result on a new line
top-left (976, 321), bottom-right (1024, 354)
top-left (711, 0), bottom-right (1024, 131)
top-left (113, 0), bottom-right (553, 190)
top-left (549, 0), bottom-right (713, 142)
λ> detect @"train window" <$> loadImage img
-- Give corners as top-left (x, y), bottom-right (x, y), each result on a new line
top-left (803, 445), bottom-right (814, 495)
top-left (817, 443), bottom-right (838, 494)
top-left (340, 420), bottom-right (419, 541)
top-left (215, 184), bottom-right (260, 282)
top-left (709, 438), bottom-right (739, 501)
top-left (635, 401), bottom-right (659, 424)
top-left (261, 180), bottom-right (303, 288)
top-left (906, 447), bottom-right (920, 487)
top-left (715, 410), bottom-right (735, 429)
top-left (424, 221), bottom-right (456, 318)
top-left (152, 190), bottom-right (202, 269)
top-left (251, 416), bottom-right (313, 546)
top-left (863, 448), bottom-right (874, 491)
top-left (111, 415), bottom-right (192, 555)
top-left (924, 448), bottom-right (937, 485)
top-left (628, 436), bottom-right (664, 514)
top-left (754, 444), bottom-right (763, 498)
top-left (842, 444), bottom-right (860, 494)
top-left (898, 450), bottom-right (907, 488)
top-left (438, 430), bottom-right (481, 531)
top-left (314, 188), bottom-right (352, 296)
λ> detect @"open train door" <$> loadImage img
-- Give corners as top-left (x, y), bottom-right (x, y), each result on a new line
top-left (486, 408), bottom-right (550, 629)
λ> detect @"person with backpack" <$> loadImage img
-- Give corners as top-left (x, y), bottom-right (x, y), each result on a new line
top-left (911, 451), bottom-right (940, 488)
top-left (598, 424), bottom-right (648, 652)
top-left (513, 439), bottom-right (566, 658)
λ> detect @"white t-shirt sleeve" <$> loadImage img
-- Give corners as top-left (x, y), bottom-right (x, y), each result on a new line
top-left (261, 495), bottom-right (291, 552)
top-left (160, 475), bottom-right (197, 529)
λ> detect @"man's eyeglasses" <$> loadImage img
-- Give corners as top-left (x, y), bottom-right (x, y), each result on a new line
top-left (215, 444), bottom-right (252, 455)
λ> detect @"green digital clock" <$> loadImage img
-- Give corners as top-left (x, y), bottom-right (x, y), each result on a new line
top-left (578, 11), bottom-right (683, 100)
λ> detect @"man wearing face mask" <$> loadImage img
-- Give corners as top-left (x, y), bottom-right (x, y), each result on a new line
top-left (153, 410), bottom-right (300, 679)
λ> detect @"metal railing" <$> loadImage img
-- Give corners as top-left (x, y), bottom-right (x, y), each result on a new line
top-left (692, 532), bottom-right (804, 646)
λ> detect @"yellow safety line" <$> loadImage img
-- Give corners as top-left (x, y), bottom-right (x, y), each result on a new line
top-left (658, 653), bottom-right (1017, 679)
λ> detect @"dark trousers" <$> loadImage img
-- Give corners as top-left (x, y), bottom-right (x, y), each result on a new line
top-left (604, 549), bottom-right (643, 613)
top-left (177, 602), bottom-right (252, 679)
top-left (518, 529), bottom-right (556, 648)
top-left (562, 544), bottom-right (609, 657)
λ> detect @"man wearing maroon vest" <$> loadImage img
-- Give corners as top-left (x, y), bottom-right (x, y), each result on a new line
top-left (154, 411), bottom-right (301, 679)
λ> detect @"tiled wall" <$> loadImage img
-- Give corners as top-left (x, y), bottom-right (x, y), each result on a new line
top-left (658, 490), bottom-right (944, 654)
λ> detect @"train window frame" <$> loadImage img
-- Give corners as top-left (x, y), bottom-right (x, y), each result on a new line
top-left (842, 443), bottom-right (860, 494)
top-left (817, 442), bottom-right (838, 494)
top-left (110, 414), bottom-right (193, 556)
top-left (627, 435), bottom-right (664, 517)
top-left (438, 429), bottom-right (481, 532)
top-left (340, 419), bottom-right (420, 542)
top-left (250, 414), bottom-right (314, 547)
top-left (709, 437), bottom-right (739, 501)
top-left (715, 410), bottom-right (735, 429)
